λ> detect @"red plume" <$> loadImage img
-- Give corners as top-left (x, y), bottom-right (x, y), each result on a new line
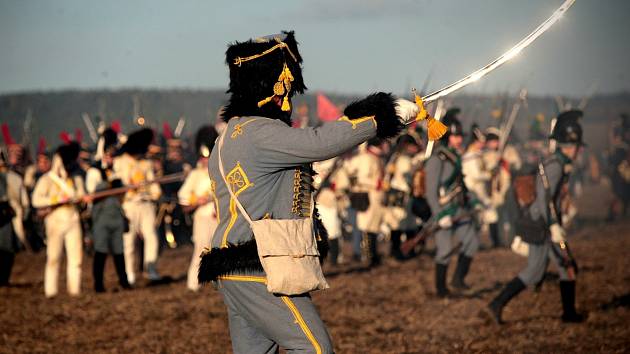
top-left (1, 123), bottom-right (15, 145)
top-left (111, 120), bottom-right (121, 134)
top-left (75, 128), bottom-right (83, 144)
top-left (59, 131), bottom-right (72, 144)
top-left (162, 122), bottom-right (173, 140)
top-left (38, 137), bottom-right (47, 154)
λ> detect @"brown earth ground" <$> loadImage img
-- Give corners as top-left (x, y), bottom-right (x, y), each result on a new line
top-left (1, 183), bottom-right (629, 353)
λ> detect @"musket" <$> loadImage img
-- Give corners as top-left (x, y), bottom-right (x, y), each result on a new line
top-left (577, 82), bottom-right (598, 111)
top-left (174, 116), bottom-right (186, 138)
top-left (406, 0), bottom-right (576, 140)
top-left (35, 172), bottom-right (185, 218)
top-left (538, 162), bottom-right (577, 280)
top-left (82, 113), bottom-right (99, 144)
top-left (400, 211), bottom-right (474, 256)
top-left (499, 89), bottom-right (528, 155)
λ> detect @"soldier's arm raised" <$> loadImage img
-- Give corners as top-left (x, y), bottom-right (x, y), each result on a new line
top-left (251, 93), bottom-right (414, 169)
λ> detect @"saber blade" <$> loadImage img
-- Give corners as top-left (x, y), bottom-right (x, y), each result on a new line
top-left (421, 0), bottom-right (575, 104)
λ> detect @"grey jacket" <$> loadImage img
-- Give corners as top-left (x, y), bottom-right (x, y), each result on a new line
top-left (424, 146), bottom-right (469, 220)
top-left (208, 116), bottom-right (377, 250)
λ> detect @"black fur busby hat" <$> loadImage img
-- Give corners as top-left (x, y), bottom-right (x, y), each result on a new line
top-left (441, 107), bottom-right (464, 141)
top-left (56, 141), bottom-right (80, 170)
top-left (102, 128), bottom-right (118, 152)
top-left (222, 31), bottom-right (306, 124)
top-left (120, 128), bottom-right (154, 156)
top-left (550, 110), bottom-right (584, 145)
top-left (195, 125), bottom-right (219, 158)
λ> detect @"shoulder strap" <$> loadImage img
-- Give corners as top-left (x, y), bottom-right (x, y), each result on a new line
top-left (217, 129), bottom-right (254, 226)
top-left (538, 162), bottom-right (560, 226)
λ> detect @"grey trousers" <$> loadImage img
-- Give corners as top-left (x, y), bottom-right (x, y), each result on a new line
top-left (92, 220), bottom-right (125, 255)
top-left (219, 276), bottom-right (334, 354)
top-left (434, 220), bottom-right (478, 265)
top-left (518, 241), bottom-right (570, 286)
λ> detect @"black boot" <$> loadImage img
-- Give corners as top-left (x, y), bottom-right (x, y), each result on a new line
top-left (367, 233), bottom-right (380, 267)
top-left (435, 263), bottom-right (450, 298)
top-left (328, 238), bottom-right (339, 266)
top-left (390, 230), bottom-right (404, 260)
top-left (560, 281), bottom-right (585, 323)
top-left (483, 277), bottom-right (526, 324)
top-left (451, 255), bottom-right (473, 290)
top-left (113, 254), bottom-right (132, 289)
top-left (0, 250), bottom-right (15, 286)
top-left (489, 223), bottom-right (501, 248)
top-left (93, 252), bottom-right (107, 293)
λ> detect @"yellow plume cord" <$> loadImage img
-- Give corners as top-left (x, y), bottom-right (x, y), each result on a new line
top-left (413, 90), bottom-right (447, 141)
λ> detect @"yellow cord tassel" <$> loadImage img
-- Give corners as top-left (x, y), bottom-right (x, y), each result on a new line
top-left (281, 95), bottom-right (291, 111)
top-left (258, 63), bottom-right (294, 111)
top-left (413, 91), bottom-right (447, 141)
top-left (427, 117), bottom-right (448, 141)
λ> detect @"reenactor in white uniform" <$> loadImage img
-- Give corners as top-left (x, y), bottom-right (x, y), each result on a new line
top-left (346, 138), bottom-right (386, 266)
top-left (178, 126), bottom-right (219, 291)
top-left (383, 134), bottom-right (422, 260)
top-left (483, 127), bottom-right (522, 247)
top-left (0, 149), bottom-right (29, 286)
top-left (113, 128), bottom-right (162, 284)
top-left (32, 142), bottom-right (86, 297)
top-left (313, 156), bottom-right (348, 265)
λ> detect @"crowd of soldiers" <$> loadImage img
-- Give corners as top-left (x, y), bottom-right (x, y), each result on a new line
top-left (0, 104), bottom-right (629, 320)
top-left (0, 121), bottom-right (220, 295)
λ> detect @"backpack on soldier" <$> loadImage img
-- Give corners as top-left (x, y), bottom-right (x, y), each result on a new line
top-left (513, 163), bottom-right (549, 245)
top-left (410, 164), bottom-right (431, 221)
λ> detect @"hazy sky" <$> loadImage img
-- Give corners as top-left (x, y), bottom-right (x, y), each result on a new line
top-left (1, 0), bottom-right (629, 97)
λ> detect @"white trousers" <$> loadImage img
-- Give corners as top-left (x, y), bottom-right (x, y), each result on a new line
top-left (187, 212), bottom-right (216, 291)
top-left (44, 210), bottom-right (83, 297)
top-left (122, 201), bottom-right (159, 284)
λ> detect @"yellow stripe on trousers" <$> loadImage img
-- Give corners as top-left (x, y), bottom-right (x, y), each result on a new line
top-left (281, 296), bottom-right (322, 354)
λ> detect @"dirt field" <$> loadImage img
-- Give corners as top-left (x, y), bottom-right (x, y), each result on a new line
top-left (2, 221), bottom-right (629, 353)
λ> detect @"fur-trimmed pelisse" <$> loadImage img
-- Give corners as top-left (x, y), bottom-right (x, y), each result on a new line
top-left (120, 128), bottom-right (154, 156)
top-left (221, 31), bottom-right (306, 124)
top-left (198, 211), bottom-right (329, 284)
top-left (343, 92), bottom-right (403, 139)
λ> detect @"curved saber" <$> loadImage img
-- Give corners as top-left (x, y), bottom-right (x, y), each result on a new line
top-left (421, 0), bottom-right (575, 105)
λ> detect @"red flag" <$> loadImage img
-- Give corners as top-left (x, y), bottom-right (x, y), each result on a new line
top-left (317, 93), bottom-right (341, 122)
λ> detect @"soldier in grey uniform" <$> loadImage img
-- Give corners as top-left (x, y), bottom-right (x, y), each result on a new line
top-left (482, 110), bottom-right (586, 324)
top-left (87, 128), bottom-right (131, 292)
top-left (197, 31), bottom-right (418, 353)
top-left (424, 108), bottom-right (479, 297)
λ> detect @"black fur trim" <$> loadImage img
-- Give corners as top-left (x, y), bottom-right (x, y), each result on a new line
top-left (198, 239), bottom-right (263, 284)
top-left (198, 214), bottom-right (330, 284)
top-left (344, 92), bottom-right (403, 139)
